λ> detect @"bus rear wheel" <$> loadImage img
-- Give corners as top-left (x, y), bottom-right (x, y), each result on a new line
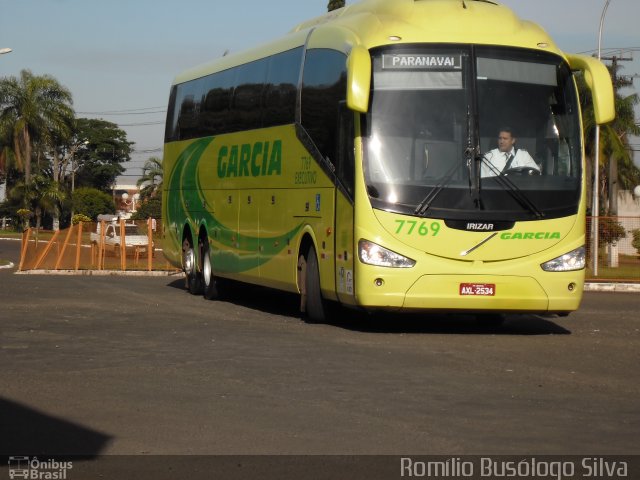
top-left (182, 237), bottom-right (202, 295)
top-left (299, 245), bottom-right (326, 323)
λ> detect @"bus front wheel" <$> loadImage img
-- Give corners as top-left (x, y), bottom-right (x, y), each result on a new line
top-left (299, 245), bottom-right (326, 323)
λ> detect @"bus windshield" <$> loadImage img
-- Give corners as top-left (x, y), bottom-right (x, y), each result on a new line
top-left (363, 45), bottom-right (582, 222)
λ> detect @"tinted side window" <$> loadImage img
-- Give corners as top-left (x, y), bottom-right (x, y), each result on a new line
top-left (201, 68), bottom-right (234, 136)
top-left (175, 77), bottom-right (205, 141)
top-left (337, 105), bottom-right (355, 198)
top-left (265, 47), bottom-right (303, 126)
top-left (230, 59), bottom-right (268, 131)
top-left (165, 85), bottom-right (178, 142)
top-left (301, 49), bottom-right (347, 163)
top-left (166, 47), bottom-right (304, 142)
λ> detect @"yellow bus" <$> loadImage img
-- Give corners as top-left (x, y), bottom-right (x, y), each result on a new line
top-left (162, 0), bottom-right (614, 322)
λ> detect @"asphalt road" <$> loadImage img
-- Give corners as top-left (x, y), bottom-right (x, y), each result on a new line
top-left (0, 238), bottom-right (639, 463)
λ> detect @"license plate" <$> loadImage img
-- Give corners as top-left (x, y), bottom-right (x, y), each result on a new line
top-left (459, 283), bottom-right (495, 296)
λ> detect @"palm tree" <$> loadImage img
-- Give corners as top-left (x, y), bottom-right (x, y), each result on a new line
top-left (577, 70), bottom-right (640, 215)
top-left (602, 92), bottom-right (640, 214)
top-left (136, 156), bottom-right (163, 200)
top-left (9, 174), bottom-right (66, 230)
top-left (0, 69), bottom-right (74, 184)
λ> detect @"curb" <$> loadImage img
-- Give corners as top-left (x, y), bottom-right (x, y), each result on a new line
top-left (0, 261), bottom-right (15, 270)
top-left (583, 282), bottom-right (640, 293)
top-left (14, 269), bottom-right (182, 277)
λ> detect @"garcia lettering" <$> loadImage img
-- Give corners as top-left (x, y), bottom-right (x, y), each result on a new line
top-left (501, 231), bottom-right (561, 240)
top-left (217, 140), bottom-right (282, 178)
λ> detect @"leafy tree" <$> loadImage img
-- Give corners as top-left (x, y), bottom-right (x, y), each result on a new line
top-left (71, 213), bottom-right (92, 225)
top-left (632, 229), bottom-right (640, 256)
top-left (0, 70), bottom-right (74, 183)
top-left (16, 208), bottom-right (32, 231)
top-left (71, 187), bottom-right (115, 220)
top-left (72, 118), bottom-right (134, 191)
top-left (328, 0), bottom-right (345, 11)
top-left (136, 156), bottom-right (163, 201)
top-left (131, 193), bottom-right (162, 220)
top-left (598, 217), bottom-right (626, 245)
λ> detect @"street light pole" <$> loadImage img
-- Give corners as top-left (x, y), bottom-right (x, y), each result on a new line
top-left (592, 0), bottom-right (612, 277)
top-left (0, 47), bottom-right (12, 208)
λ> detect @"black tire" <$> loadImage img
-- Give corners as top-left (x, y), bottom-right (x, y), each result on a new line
top-left (182, 238), bottom-right (202, 295)
top-left (303, 246), bottom-right (326, 323)
top-left (202, 241), bottom-right (222, 300)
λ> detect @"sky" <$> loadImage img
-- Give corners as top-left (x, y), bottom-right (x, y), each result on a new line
top-left (1, 0), bottom-right (639, 185)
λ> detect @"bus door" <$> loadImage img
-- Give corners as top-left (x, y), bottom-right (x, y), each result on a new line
top-left (334, 105), bottom-right (357, 306)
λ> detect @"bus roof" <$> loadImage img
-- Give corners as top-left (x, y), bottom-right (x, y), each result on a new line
top-left (294, 0), bottom-right (559, 52)
top-left (172, 0), bottom-right (560, 86)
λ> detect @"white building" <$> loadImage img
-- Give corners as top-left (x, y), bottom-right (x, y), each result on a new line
top-left (616, 189), bottom-right (640, 256)
top-left (112, 182), bottom-right (141, 218)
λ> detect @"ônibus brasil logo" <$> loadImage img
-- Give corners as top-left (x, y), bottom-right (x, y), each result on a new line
top-left (7, 457), bottom-right (72, 479)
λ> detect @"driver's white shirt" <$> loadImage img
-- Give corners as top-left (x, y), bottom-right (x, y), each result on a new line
top-left (481, 148), bottom-right (539, 177)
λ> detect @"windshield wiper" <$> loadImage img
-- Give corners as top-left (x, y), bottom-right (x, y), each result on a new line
top-left (465, 105), bottom-right (483, 210)
top-left (415, 108), bottom-right (478, 217)
top-left (414, 155), bottom-right (467, 217)
top-left (478, 155), bottom-right (545, 219)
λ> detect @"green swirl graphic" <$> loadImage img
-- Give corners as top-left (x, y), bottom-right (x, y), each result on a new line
top-left (166, 137), bottom-right (303, 273)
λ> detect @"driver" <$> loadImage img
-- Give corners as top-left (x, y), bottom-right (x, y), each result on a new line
top-left (481, 127), bottom-right (540, 177)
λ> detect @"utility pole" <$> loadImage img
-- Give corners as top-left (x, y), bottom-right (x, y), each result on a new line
top-left (599, 53), bottom-right (634, 268)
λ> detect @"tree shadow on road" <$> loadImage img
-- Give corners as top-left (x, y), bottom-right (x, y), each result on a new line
top-left (0, 397), bottom-right (111, 458)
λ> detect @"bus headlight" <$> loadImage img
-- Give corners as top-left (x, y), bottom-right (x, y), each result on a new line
top-left (541, 246), bottom-right (585, 272)
top-left (358, 239), bottom-right (415, 268)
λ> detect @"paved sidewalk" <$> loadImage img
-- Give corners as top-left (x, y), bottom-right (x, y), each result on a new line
top-left (583, 282), bottom-right (640, 293)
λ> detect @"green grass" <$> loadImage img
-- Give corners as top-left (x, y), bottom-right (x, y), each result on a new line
top-left (586, 254), bottom-right (640, 281)
top-left (0, 231), bottom-right (23, 239)
top-left (586, 266), bottom-right (640, 281)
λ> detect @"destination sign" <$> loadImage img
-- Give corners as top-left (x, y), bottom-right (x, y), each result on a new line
top-left (382, 54), bottom-right (462, 70)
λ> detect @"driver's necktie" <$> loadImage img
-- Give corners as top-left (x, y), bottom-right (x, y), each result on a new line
top-left (504, 152), bottom-right (514, 171)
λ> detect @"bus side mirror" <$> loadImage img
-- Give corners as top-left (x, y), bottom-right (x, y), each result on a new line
top-left (347, 45), bottom-right (371, 113)
top-left (566, 53), bottom-right (615, 125)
